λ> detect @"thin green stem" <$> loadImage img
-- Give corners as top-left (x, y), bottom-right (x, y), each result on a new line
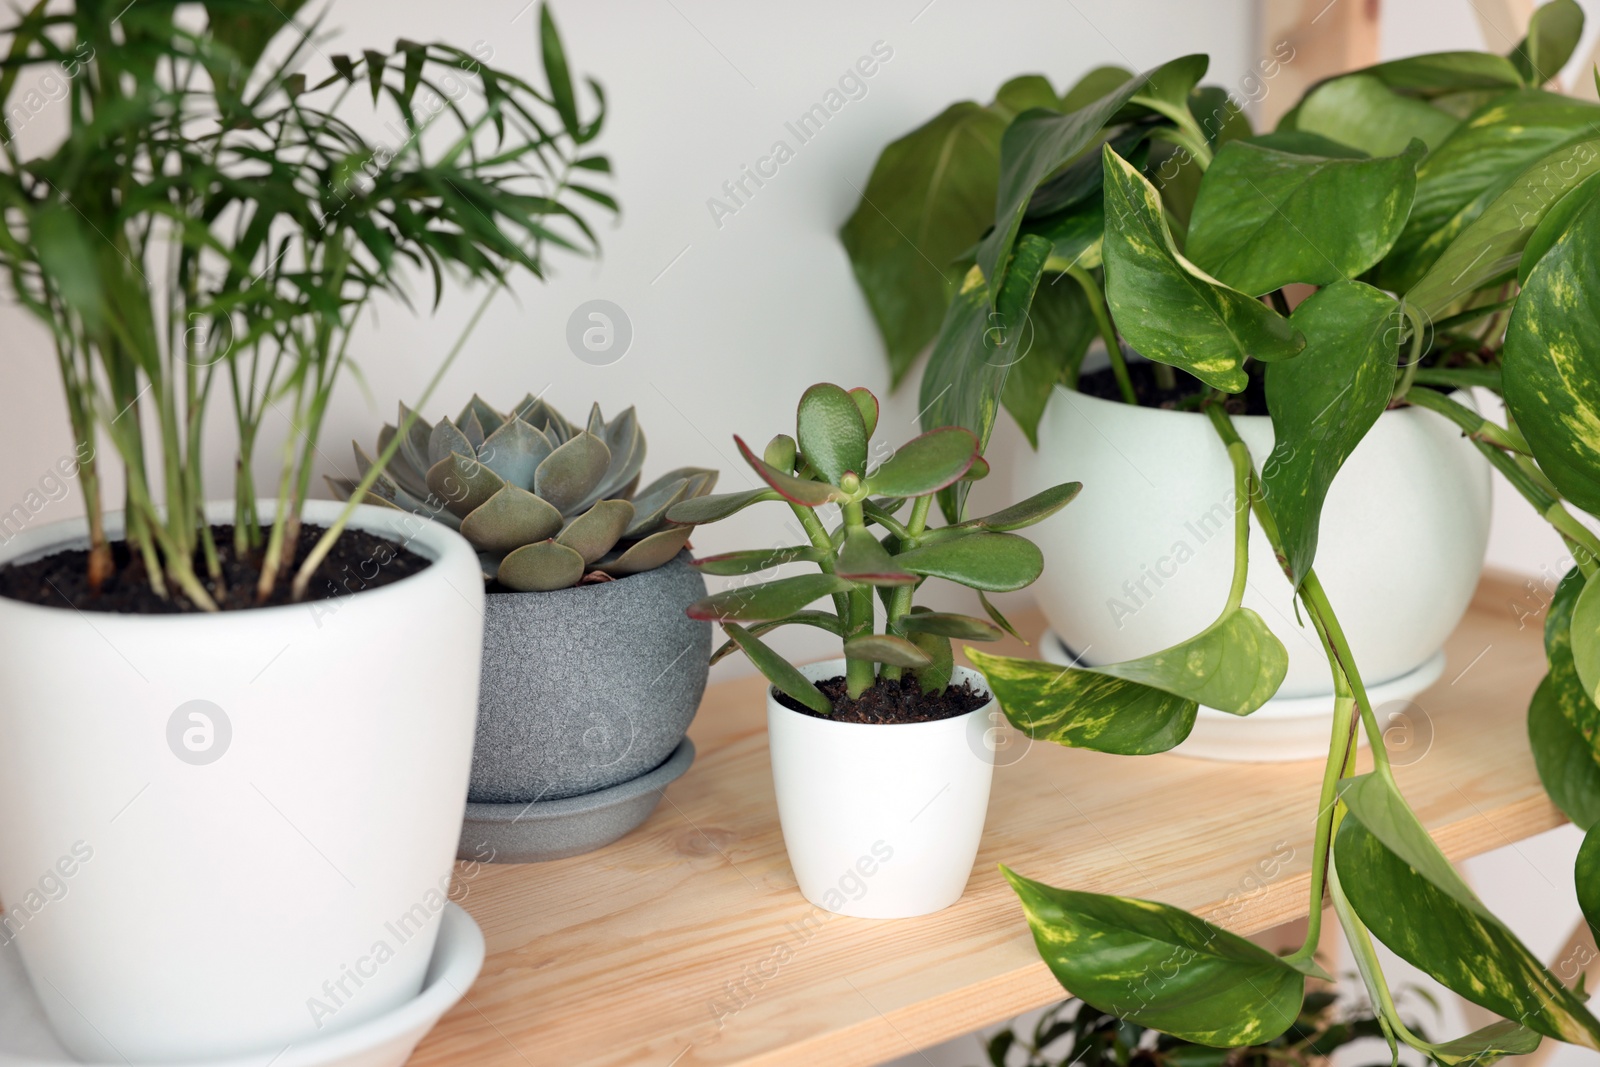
top-left (1403, 383), bottom-right (1530, 455)
top-left (1222, 440), bottom-right (1251, 614)
top-left (881, 495), bottom-right (933, 682)
top-left (1069, 265), bottom-right (1136, 405)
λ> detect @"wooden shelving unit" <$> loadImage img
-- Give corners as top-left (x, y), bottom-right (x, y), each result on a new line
top-left (409, 573), bottom-right (1564, 1067)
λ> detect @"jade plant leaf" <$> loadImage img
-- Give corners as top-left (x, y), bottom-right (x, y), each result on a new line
top-left (555, 500), bottom-right (634, 564)
top-left (666, 487), bottom-right (782, 525)
top-left (1291, 75), bottom-right (1459, 158)
top-left (966, 649), bottom-right (1196, 755)
top-left (726, 623), bottom-right (831, 714)
top-left (896, 531), bottom-right (1043, 592)
top-left (1185, 140), bottom-right (1423, 295)
top-left (736, 436), bottom-right (850, 507)
top-left (1578, 823), bottom-right (1600, 945)
top-left (1511, 0), bottom-right (1584, 86)
top-left (1091, 607), bottom-right (1289, 716)
top-left (533, 431), bottom-right (610, 513)
top-left (458, 485), bottom-right (564, 553)
top-left (1336, 773), bottom-right (1600, 1047)
top-left (426, 451), bottom-right (507, 518)
top-left (909, 628), bottom-right (954, 694)
top-left (498, 540), bottom-right (585, 592)
top-left (844, 633), bottom-right (932, 668)
top-left (949, 482), bottom-right (1082, 534)
top-left (1002, 867), bottom-right (1308, 1047)
top-left (710, 611), bottom-right (844, 665)
top-left (1504, 192), bottom-right (1600, 514)
top-left (849, 388), bottom-right (879, 437)
top-left (836, 528), bottom-right (916, 586)
top-left (764, 434), bottom-right (799, 471)
top-left (797, 383), bottom-right (868, 485)
top-left (1262, 281), bottom-right (1400, 587)
top-left (898, 612), bottom-right (1003, 642)
top-left (1101, 145), bottom-right (1304, 393)
top-left (864, 426), bottom-right (979, 498)
top-left (691, 546), bottom-right (826, 575)
top-left (687, 573), bottom-right (855, 623)
top-left (595, 525), bottom-right (694, 577)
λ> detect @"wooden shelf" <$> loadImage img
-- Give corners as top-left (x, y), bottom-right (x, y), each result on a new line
top-left (409, 573), bottom-right (1564, 1067)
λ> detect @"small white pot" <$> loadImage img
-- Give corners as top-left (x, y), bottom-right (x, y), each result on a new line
top-left (1016, 386), bottom-right (1491, 746)
top-left (0, 500), bottom-right (484, 1062)
top-left (766, 660), bottom-right (995, 919)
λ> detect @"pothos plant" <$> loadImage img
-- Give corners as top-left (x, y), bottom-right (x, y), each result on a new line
top-left (661, 383), bottom-right (1079, 707)
top-left (0, 0), bottom-right (611, 607)
top-left (844, 1), bottom-right (1600, 1061)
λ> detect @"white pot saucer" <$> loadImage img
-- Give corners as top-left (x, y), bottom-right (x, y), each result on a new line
top-left (0, 903), bottom-right (483, 1067)
top-left (1041, 631), bottom-right (1446, 763)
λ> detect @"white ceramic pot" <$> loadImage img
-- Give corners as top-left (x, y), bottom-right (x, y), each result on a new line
top-left (1016, 386), bottom-right (1491, 751)
top-left (766, 660), bottom-right (995, 918)
top-left (0, 500), bottom-right (484, 1062)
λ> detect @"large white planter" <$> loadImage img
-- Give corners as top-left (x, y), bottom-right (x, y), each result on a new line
top-left (766, 660), bottom-right (995, 918)
top-left (0, 500), bottom-right (484, 1061)
top-left (1016, 387), bottom-right (1491, 758)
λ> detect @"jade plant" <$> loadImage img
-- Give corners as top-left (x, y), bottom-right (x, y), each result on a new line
top-left (334, 398), bottom-right (716, 591)
top-left (662, 383), bottom-right (1078, 709)
top-left (842, 1), bottom-right (1600, 1060)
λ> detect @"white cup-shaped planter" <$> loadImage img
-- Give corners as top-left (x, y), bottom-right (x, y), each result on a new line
top-left (766, 660), bottom-right (995, 919)
top-left (0, 500), bottom-right (484, 1062)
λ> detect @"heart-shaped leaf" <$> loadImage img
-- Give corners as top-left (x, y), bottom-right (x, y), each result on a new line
top-left (1101, 145), bottom-right (1304, 393)
top-left (895, 531), bottom-right (1043, 592)
top-left (665, 487), bottom-right (782, 525)
top-left (1292, 74), bottom-right (1458, 160)
top-left (1522, 170), bottom-right (1600, 286)
top-left (1424, 1020), bottom-right (1543, 1064)
top-left (533, 431), bottom-right (611, 514)
top-left (736, 436), bottom-right (849, 507)
top-left (458, 485), bottom-right (564, 552)
top-left (836, 527), bottom-right (916, 586)
top-left (843, 633), bottom-right (932, 668)
top-left (966, 648), bottom-right (1196, 755)
top-left (1002, 866), bottom-right (1308, 1046)
top-left (1186, 139), bottom-right (1423, 296)
top-left (898, 612), bottom-right (1003, 642)
top-left (797, 383), bottom-right (869, 485)
top-left (692, 546), bottom-right (826, 576)
top-left (725, 623), bottom-right (831, 714)
top-left (498, 539), bottom-right (586, 592)
top-left (687, 573), bottom-right (855, 623)
top-left (1530, 568), bottom-right (1600, 828)
top-left (556, 500), bottom-right (635, 564)
top-left (1093, 607), bottom-right (1288, 716)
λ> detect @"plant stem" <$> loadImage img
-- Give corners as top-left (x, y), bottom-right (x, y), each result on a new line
top-left (881, 495), bottom-right (933, 683)
top-left (1402, 382), bottom-right (1529, 454)
top-left (1069, 265), bottom-right (1137, 405)
top-left (840, 499), bottom-right (877, 699)
top-left (1221, 439), bottom-right (1252, 614)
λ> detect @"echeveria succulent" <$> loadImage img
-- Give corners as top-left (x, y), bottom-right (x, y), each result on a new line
top-left (331, 396), bottom-right (716, 591)
top-left (665, 383), bottom-right (1078, 711)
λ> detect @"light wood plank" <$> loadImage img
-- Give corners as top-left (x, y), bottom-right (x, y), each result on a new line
top-left (410, 572), bottom-right (1564, 1067)
top-left (1256, 0), bottom-right (1381, 128)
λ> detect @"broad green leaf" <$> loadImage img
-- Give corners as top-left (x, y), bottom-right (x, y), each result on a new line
top-left (1570, 573), bottom-right (1600, 715)
top-left (1060, 66), bottom-right (1133, 112)
top-left (993, 74), bottom-right (1059, 114)
top-left (953, 482), bottom-right (1082, 532)
top-left (1504, 192), bottom-right (1600, 514)
top-left (1339, 773), bottom-right (1482, 909)
top-left (726, 624), bottom-right (830, 714)
top-left (1245, 130), bottom-right (1369, 159)
top-left (1186, 140), bottom-right (1423, 295)
top-left (898, 612), bottom-right (1003, 641)
top-left (665, 486), bottom-right (781, 525)
top-left (966, 649), bottom-right (1196, 755)
top-left (1379, 90), bottom-right (1600, 292)
top-left (1363, 52), bottom-right (1524, 96)
top-left (686, 573), bottom-right (854, 623)
top-left (843, 633), bottom-right (932, 668)
top-left (1425, 1020), bottom-right (1543, 1064)
top-left (1294, 75), bottom-right (1459, 158)
top-left (1521, 170), bottom-right (1600, 285)
top-left (836, 527), bottom-right (916, 585)
top-left (1579, 822), bottom-right (1600, 946)
top-left (1410, 136), bottom-right (1600, 318)
top-left (32, 207), bottom-right (106, 329)
top-left (735, 435), bottom-right (849, 507)
top-left (1002, 867), bottom-right (1306, 1047)
top-left (896, 531), bottom-right (1043, 592)
top-left (1127, 53), bottom-right (1209, 116)
top-left (1000, 274), bottom-right (1097, 446)
top-left (796, 383), bottom-right (868, 485)
top-left (1101, 146), bottom-right (1303, 393)
top-left (691, 546), bottom-right (824, 575)
top-left (1530, 568), bottom-right (1600, 828)
top-left (1511, 0), bottom-right (1584, 86)
top-left (1262, 282), bottom-right (1400, 586)
top-left (1336, 802), bottom-right (1600, 1048)
top-left (864, 426), bottom-right (978, 498)
top-left (1092, 607), bottom-right (1288, 716)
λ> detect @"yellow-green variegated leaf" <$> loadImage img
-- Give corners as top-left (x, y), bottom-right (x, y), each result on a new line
top-left (1101, 146), bottom-right (1304, 394)
top-left (1553, 568), bottom-right (1600, 748)
top-left (1529, 567), bottom-right (1600, 828)
top-left (1002, 866), bottom-right (1309, 1047)
top-left (1089, 607), bottom-right (1289, 716)
top-left (1504, 192), bottom-right (1600, 515)
top-left (1336, 773), bottom-right (1600, 1048)
top-left (1578, 823), bottom-right (1600, 948)
top-left (966, 649), bottom-right (1196, 755)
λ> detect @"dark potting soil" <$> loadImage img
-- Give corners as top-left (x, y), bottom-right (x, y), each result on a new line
top-left (1077, 361), bottom-right (1270, 416)
top-left (0, 523), bottom-right (429, 614)
top-left (776, 674), bottom-right (991, 724)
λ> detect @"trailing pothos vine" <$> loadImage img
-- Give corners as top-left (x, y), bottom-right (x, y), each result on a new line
top-left (844, 1), bottom-right (1600, 1060)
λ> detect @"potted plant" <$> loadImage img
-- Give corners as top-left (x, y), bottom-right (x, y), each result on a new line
top-left (849, 2), bottom-right (1600, 1060)
top-left (336, 398), bottom-right (717, 862)
top-left (663, 383), bottom-right (1079, 918)
top-left (0, 2), bottom-right (610, 1060)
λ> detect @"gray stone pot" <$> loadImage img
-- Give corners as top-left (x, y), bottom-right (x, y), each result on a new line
top-left (469, 551), bottom-right (710, 804)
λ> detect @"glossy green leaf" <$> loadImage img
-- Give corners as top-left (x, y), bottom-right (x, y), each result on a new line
top-left (966, 649), bottom-right (1196, 755)
top-left (735, 435), bottom-right (849, 507)
top-left (849, 388), bottom-right (879, 438)
top-left (1425, 1020), bottom-right (1543, 1064)
top-left (864, 426), bottom-right (978, 498)
top-left (1530, 568), bottom-right (1600, 829)
top-left (836, 527), bottom-right (916, 586)
top-left (1093, 607), bottom-right (1288, 716)
top-left (1185, 140), bottom-right (1423, 295)
top-left (1294, 74), bottom-right (1459, 158)
top-left (909, 628), bottom-right (955, 695)
top-left (1504, 192), bottom-right (1600, 514)
top-left (896, 531), bottom-right (1043, 592)
top-left (1000, 274), bottom-right (1097, 446)
top-left (763, 433), bottom-right (798, 471)
top-left (686, 573), bottom-right (855, 623)
top-left (1364, 51), bottom-right (1524, 95)
top-left (1002, 866), bottom-right (1306, 1046)
top-left (1511, 0), bottom-right (1584, 86)
top-left (898, 611), bottom-right (1003, 642)
top-left (1060, 66), bottom-right (1132, 111)
top-left (954, 482), bottom-right (1082, 533)
top-left (796, 383), bottom-right (868, 485)
top-left (726, 624), bottom-right (831, 714)
top-left (1578, 822), bottom-right (1600, 946)
top-left (1245, 130), bottom-right (1369, 159)
top-left (497, 540), bottom-right (585, 592)
top-left (691, 546), bottom-right (825, 575)
top-left (709, 611), bottom-right (843, 665)
top-left (665, 487), bottom-right (782, 525)
top-left (1262, 282), bottom-right (1400, 586)
top-left (1570, 574), bottom-right (1600, 717)
top-left (1336, 775), bottom-right (1600, 1047)
top-left (1521, 170), bottom-right (1600, 286)
top-left (844, 633), bottom-right (932, 668)
top-left (1410, 136), bottom-right (1600, 318)
top-left (1101, 146), bottom-right (1303, 393)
